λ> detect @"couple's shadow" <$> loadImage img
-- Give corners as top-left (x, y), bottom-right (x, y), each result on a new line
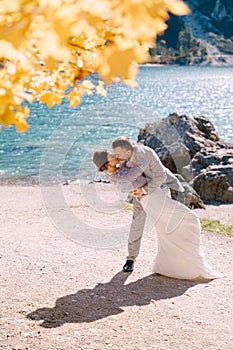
top-left (27, 272), bottom-right (207, 328)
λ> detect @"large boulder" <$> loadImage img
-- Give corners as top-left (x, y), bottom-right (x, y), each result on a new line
top-left (138, 113), bottom-right (233, 205)
top-left (170, 174), bottom-right (206, 209)
top-left (193, 168), bottom-right (233, 202)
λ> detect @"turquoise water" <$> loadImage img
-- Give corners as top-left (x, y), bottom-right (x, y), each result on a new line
top-left (0, 66), bottom-right (233, 184)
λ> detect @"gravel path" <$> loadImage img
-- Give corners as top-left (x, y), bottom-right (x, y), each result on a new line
top-left (0, 185), bottom-right (232, 350)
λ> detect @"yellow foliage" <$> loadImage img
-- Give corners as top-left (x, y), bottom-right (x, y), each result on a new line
top-left (39, 91), bottom-right (62, 108)
top-left (96, 81), bottom-right (107, 97)
top-left (93, 43), bottom-right (141, 84)
top-left (0, 0), bottom-right (189, 132)
top-left (67, 87), bottom-right (82, 107)
top-left (0, 105), bottom-right (29, 132)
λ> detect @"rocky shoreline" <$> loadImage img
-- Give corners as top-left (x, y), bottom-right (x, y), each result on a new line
top-left (138, 113), bottom-right (233, 208)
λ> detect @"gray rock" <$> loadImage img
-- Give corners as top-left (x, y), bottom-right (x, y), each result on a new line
top-left (171, 174), bottom-right (205, 209)
top-left (192, 148), bottom-right (233, 175)
top-left (138, 113), bottom-right (233, 204)
top-left (193, 168), bottom-right (233, 202)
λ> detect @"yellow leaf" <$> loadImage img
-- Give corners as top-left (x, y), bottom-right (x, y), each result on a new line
top-left (39, 91), bottom-right (55, 108)
top-left (0, 15), bottom-right (31, 49)
top-left (19, 92), bottom-right (35, 104)
top-left (0, 40), bottom-right (18, 60)
top-left (35, 29), bottom-right (71, 61)
top-left (43, 56), bottom-right (59, 70)
top-left (123, 79), bottom-right (138, 88)
top-left (165, 0), bottom-right (190, 15)
top-left (39, 90), bottom-right (63, 107)
top-left (52, 92), bottom-right (63, 106)
top-left (16, 119), bottom-right (30, 132)
top-left (73, 69), bottom-right (89, 82)
top-left (0, 107), bottom-right (15, 127)
top-left (0, 1), bottom-right (20, 12)
top-left (93, 43), bottom-right (139, 83)
top-left (76, 83), bottom-right (93, 96)
top-left (77, 0), bottom-right (111, 17)
top-left (0, 105), bottom-right (29, 132)
top-left (96, 81), bottom-right (107, 97)
top-left (0, 93), bottom-right (11, 115)
top-left (82, 80), bottom-right (95, 90)
top-left (67, 87), bottom-right (81, 107)
top-left (15, 106), bottom-right (30, 132)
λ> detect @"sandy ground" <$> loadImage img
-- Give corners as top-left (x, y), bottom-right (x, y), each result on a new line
top-left (0, 183), bottom-right (233, 350)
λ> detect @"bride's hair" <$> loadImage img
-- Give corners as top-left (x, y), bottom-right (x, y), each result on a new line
top-left (93, 149), bottom-right (109, 172)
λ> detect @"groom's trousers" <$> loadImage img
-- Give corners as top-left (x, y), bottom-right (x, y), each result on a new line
top-left (127, 187), bottom-right (170, 261)
top-left (127, 196), bottom-right (147, 261)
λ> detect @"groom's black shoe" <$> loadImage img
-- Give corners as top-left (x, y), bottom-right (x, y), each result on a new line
top-left (123, 260), bottom-right (134, 272)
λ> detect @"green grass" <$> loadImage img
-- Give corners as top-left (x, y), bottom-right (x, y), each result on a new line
top-left (200, 218), bottom-right (233, 236)
top-left (124, 203), bottom-right (134, 211)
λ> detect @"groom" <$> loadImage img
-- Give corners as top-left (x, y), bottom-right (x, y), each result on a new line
top-left (111, 136), bottom-right (184, 272)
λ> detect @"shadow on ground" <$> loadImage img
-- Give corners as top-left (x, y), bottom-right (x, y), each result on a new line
top-left (27, 271), bottom-right (208, 327)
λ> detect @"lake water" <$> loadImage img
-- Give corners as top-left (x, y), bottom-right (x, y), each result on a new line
top-left (0, 66), bottom-right (233, 185)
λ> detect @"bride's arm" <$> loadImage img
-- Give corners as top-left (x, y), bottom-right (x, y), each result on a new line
top-left (110, 157), bottom-right (148, 182)
top-left (109, 166), bottom-right (147, 193)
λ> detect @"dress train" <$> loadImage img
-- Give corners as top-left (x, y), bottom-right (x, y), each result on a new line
top-left (140, 188), bottom-right (223, 280)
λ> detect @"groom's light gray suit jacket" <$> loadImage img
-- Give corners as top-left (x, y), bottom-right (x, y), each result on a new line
top-left (122, 144), bottom-right (184, 193)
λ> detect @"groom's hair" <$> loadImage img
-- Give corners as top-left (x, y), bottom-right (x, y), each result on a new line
top-left (112, 136), bottom-right (133, 150)
top-left (93, 149), bottom-right (109, 172)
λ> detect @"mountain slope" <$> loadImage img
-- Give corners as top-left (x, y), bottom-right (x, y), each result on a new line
top-left (150, 0), bottom-right (233, 65)
top-left (183, 0), bottom-right (233, 64)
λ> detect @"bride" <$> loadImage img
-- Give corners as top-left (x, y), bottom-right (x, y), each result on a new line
top-left (93, 149), bottom-right (223, 280)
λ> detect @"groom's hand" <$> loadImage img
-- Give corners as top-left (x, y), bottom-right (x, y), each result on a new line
top-left (131, 187), bottom-right (147, 197)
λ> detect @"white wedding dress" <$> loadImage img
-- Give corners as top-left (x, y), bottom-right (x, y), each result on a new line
top-left (140, 188), bottom-right (223, 280)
